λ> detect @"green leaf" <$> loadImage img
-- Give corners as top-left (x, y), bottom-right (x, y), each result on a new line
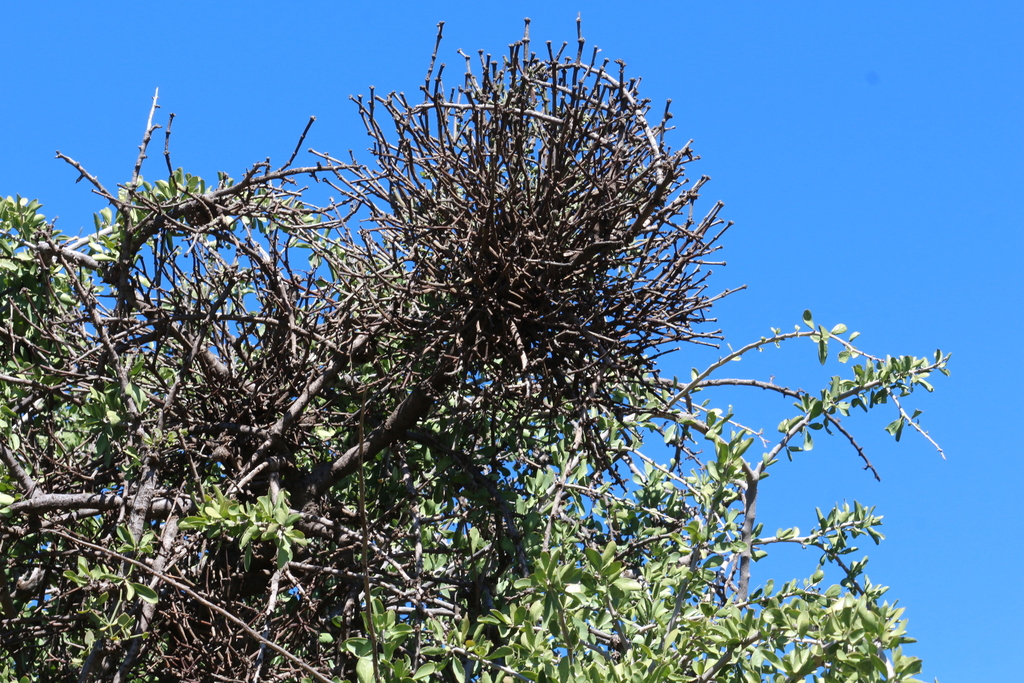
top-left (487, 646), bottom-right (515, 660)
top-left (663, 423), bottom-right (677, 444)
top-left (885, 417), bottom-right (906, 441)
top-left (802, 310), bottom-right (814, 329)
top-left (239, 525), bottom-right (257, 549)
top-left (276, 539), bottom-right (294, 569)
top-left (600, 541), bottom-right (617, 565)
top-left (703, 555), bottom-right (725, 568)
top-left (131, 583), bottom-right (159, 604)
top-left (285, 528), bottom-right (308, 545)
top-left (356, 656), bottom-right (375, 683)
top-left (413, 662), bottom-right (438, 680)
top-left (612, 577), bottom-right (642, 592)
top-left (451, 658), bottom-right (466, 683)
top-left (343, 638), bottom-right (371, 656)
top-left (126, 383), bottom-right (146, 408)
top-left (178, 516), bottom-right (207, 530)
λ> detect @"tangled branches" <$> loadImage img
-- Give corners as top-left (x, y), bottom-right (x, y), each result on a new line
top-left (0, 23), bottom-right (732, 680)
top-left (322, 21), bottom-right (731, 433)
top-left (0, 22), bottom-right (950, 683)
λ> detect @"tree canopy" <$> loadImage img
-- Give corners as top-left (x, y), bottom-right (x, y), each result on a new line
top-left (0, 22), bottom-right (948, 683)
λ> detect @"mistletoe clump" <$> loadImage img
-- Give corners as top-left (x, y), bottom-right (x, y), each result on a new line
top-left (327, 20), bottom-right (732, 429)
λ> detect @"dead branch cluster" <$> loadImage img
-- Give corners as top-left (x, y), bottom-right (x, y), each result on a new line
top-left (0, 22), bottom-right (730, 682)
top-left (321, 23), bottom-right (730, 430)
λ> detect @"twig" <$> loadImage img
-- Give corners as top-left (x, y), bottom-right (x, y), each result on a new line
top-left (890, 392), bottom-right (946, 459)
top-left (251, 567), bottom-right (284, 683)
top-left (668, 330), bottom-right (815, 408)
top-left (280, 116), bottom-right (316, 171)
top-left (55, 152), bottom-right (116, 200)
top-left (164, 112), bottom-right (176, 176)
top-left (132, 88), bottom-right (162, 186)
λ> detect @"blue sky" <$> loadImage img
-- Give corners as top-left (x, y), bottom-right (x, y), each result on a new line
top-left (2, 2), bottom-right (1021, 680)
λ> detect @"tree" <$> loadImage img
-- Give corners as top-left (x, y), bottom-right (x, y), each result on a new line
top-left (0, 21), bottom-right (947, 683)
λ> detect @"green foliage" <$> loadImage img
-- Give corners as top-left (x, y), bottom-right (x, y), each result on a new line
top-left (0, 33), bottom-right (950, 683)
top-left (178, 486), bottom-right (309, 570)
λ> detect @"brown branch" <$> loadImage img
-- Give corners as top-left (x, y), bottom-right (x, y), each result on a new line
top-left (55, 152), bottom-right (116, 200)
top-left (280, 115), bottom-right (317, 171)
top-left (297, 385), bottom-right (434, 506)
top-left (0, 441), bottom-right (39, 499)
top-left (163, 112), bottom-right (176, 175)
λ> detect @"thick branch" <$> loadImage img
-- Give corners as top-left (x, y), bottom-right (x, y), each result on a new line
top-left (296, 386), bottom-right (433, 507)
top-left (738, 460), bottom-right (761, 602)
top-left (0, 442), bottom-right (39, 499)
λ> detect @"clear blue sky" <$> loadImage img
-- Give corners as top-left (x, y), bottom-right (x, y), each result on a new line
top-left (2, 2), bottom-right (1021, 680)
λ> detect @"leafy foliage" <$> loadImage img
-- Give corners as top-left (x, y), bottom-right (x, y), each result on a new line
top-left (0, 22), bottom-right (947, 683)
